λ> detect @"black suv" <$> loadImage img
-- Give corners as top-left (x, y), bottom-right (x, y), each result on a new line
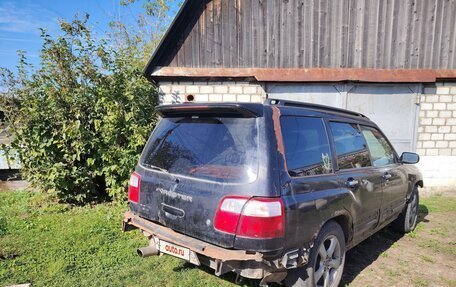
top-left (122, 99), bottom-right (422, 287)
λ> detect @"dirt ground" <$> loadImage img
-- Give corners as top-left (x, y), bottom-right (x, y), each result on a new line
top-left (341, 203), bottom-right (456, 287)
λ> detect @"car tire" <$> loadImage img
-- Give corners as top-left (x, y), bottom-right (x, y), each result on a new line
top-left (392, 187), bottom-right (419, 233)
top-left (284, 221), bottom-right (346, 287)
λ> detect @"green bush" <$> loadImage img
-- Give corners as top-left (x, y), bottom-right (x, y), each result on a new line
top-left (0, 16), bottom-right (158, 203)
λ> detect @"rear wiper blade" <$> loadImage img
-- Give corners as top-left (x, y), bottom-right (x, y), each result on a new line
top-left (142, 163), bottom-right (169, 173)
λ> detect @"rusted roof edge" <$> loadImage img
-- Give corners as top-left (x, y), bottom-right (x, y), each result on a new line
top-left (151, 67), bottom-right (456, 83)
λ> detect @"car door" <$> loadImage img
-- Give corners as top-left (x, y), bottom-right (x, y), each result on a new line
top-left (360, 125), bottom-right (408, 223)
top-left (328, 121), bottom-right (384, 238)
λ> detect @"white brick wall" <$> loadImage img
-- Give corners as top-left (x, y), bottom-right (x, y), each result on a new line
top-left (158, 81), bottom-right (267, 104)
top-left (417, 82), bottom-right (456, 157)
top-left (417, 82), bottom-right (456, 194)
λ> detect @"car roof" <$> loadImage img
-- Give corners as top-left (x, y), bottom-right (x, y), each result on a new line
top-left (156, 99), bottom-right (375, 125)
top-left (266, 98), bottom-right (374, 124)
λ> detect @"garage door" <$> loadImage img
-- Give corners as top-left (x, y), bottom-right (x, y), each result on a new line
top-left (267, 83), bottom-right (420, 154)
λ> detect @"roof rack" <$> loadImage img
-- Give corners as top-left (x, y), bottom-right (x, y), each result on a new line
top-left (267, 98), bottom-right (368, 119)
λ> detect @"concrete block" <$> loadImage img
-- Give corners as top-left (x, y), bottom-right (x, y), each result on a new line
top-left (237, 94), bottom-right (251, 102)
top-left (447, 118), bottom-right (456, 125)
top-left (418, 133), bottom-right (431, 140)
top-left (186, 85), bottom-right (200, 94)
top-left (420, 103), bottom-right (433, 110)
top-left (196, 94), bottom-right (209, 102)
top-left (159, 85), bottom-right (171, 94)
top-left (200, 85), bottom-right (214, 94)
top-left (451, 87), bottom-right (456, 94)
top-left (436, 141), bottom-right (448, 148)
top-left (453, 149), bottom-right (456, 156)
top-left (209, 94), bottom-right (222, 102)
top-left (444, 133), bottom-right (456, 140)
top-left (439, 111), bottom-right (452, 118)
top-left (426, 110), bottom-right (438, 117)
top-left (222, 94), bottom-right (236, 101)
top-left (433, 103), bottom-right (446, 110)
top-left (416, 148), bottom-right (426, 155)
top-left (440, 149), bottom-right (452, 156)
top-left (425, 126), bottom-right (437, 133)
top-left (229, 86), bottom-right (243, 94)
top-left (426, 149), bottom-right (439, 156)
top-left (214, 85), bottom-right (228, 94)
top-left (423, 141), bottom-right (435, 148)
top-left (432, 118), bottom-right (445, 125)
top-left (424, 95), bottom-right (439, 102)
top-left (243, 86), bottom-right (258, 94)
top-left (447, 103), bottom-right (456, 110)
top-left (431, 134), bottom-right (444, 140)
top-left (171, 85), bottom-right (186, 94)
top-left (440, 95), bottom-right (453, 102)
top-left (251, 95), bottom-right (264, 103)
top-left (436, 86), bottom-right (450, 94)
top-left (438, 126), bottom-right (451, 133)
top-left (420, 118), bottom-right (432, 125)
top-left (449, 141), bottom-right (456, 148)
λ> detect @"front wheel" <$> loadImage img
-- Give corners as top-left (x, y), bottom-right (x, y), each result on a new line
top-left (392, 188), bottom-right (419, 233)
top-left (284, 221), bottom-right (346, 287)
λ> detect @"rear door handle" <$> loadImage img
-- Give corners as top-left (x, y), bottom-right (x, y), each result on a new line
top-left (383, 172), bottom-right (392, 180)
top-left (346, 178), bottom-right (359, 188)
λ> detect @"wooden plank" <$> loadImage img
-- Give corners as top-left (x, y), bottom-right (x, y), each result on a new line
top-left (214, 0), bottom-right (222, 67)
top-left (205, 0), bottom-right (214, 67)
top-left (260, 0), bottom-right (268, 67)
top-left (266, 0), bottom-right (275, 67)
top-left (296, 0), bottom-right (304, 67)
top-left (228, 0), bottom-right (237, 67)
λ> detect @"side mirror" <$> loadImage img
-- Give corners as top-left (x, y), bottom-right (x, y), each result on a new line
top-left (400, 152), bottom-right (420, 164)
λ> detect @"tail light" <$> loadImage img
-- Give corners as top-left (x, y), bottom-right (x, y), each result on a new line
top-left (128, 172), bottom-right (141, 203)
top-left (214, 196), bottom-right (284, 239)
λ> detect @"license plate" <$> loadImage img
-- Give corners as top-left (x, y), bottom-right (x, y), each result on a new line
top-left (158, 240), bottom-right (190, 261)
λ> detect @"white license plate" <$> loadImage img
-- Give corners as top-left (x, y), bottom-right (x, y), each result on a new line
top-left (159, 240), bottom-right (190, 261)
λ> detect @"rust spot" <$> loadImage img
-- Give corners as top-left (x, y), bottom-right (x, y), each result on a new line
top-left (123, 211), bottom-right (264, 262)
top-left (271, 106), bottom-right (287, 171)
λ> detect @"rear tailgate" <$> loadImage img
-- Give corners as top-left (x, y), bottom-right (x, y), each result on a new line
top-left (131, 103), bottom-right (272, 248)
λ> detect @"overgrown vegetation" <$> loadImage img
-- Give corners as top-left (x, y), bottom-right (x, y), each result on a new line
top-left (0, 1), bottom-right (178, 203)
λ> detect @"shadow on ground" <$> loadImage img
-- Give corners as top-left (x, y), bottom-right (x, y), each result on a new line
top-left (172, 205), bottom-right (430, 287)
top-left (341, 204), bottom-right (429, 285)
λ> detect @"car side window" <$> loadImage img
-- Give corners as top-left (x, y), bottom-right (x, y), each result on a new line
top-left (361, 126), bottom-right (395, 167)
top-left (329, 122), bottom-right (372, 170)
top-left (280, 116), bottom-right (333, 177)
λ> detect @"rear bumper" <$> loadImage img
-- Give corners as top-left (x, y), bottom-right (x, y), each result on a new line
top-left (122, 211), bottom-right (290, 282)
top-left (123, 211), bottom-right (263, 261)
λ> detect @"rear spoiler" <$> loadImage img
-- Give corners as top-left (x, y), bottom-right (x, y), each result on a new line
top-left (156, 103), bottom-right (263, 118)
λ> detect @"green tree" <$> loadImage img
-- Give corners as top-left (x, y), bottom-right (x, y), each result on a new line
top-left (0, 12), bottom-right (162, 203)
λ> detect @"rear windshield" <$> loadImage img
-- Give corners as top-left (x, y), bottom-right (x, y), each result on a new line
top-left (141, 117), bottom-right (259, 183)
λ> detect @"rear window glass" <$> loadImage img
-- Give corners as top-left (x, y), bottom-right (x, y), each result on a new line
top-left (280, 116), bottom-right (333, 177)
top-left (141, 117), bottom-right (258, 183)
top-left (329, 122), bottom-right (371, 169)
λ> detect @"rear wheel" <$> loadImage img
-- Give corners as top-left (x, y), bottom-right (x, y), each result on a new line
top-left (392, 187), bottom-right (419, 233)
top-left (284, 221), bottom-right (346, 287)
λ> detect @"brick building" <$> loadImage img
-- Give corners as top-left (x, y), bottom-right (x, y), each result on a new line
top-left (145, 0), bottom-right (456, 193)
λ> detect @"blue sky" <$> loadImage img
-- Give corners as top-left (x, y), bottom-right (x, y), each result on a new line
top-left (0, 0), bottom-right (179, 72)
